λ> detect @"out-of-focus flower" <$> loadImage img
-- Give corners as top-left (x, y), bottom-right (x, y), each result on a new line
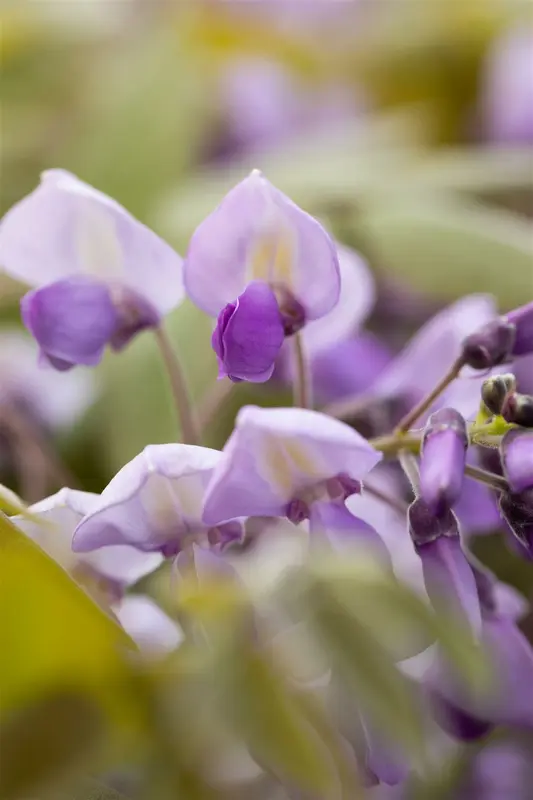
top-left (212, 281), bottom-right (285, 382)
top-left (457, 740), bottom-right (532, 800)
top-left (184, 170), bottom-right (340, 381)
top-left (202, 405), bottom-right (381, 524)
top-left (461, 301), bottom-right (533, 370)
top-left (73, 444), bottom-right (244, 557)
top-left (501, 429), bottom-right (533, 494)
top-left (481, 25), bottom-right (533, 144)
top-left (309, 498), bottom-right (391, 565)
top-left (14, 488), bottom-right (162, 603)
top-left (0, 170), bottom-right (184, 370)
top-left (114, 594), bottom-right (183, 658)
top-left (420, 409), bottom-right (468, 516)
top-left (0, 330), bottom-right (94, 430)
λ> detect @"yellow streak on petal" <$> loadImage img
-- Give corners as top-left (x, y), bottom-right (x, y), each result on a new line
top-left (248, 225), bottom-right (296, 289)
top-left (261, 436), bottom-right (323, 497)
top-left (76, 199), bottom-right (123, 280)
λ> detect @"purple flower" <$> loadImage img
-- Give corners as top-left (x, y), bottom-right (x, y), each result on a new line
top-left (461, 301), bottom-right (533, 370)
top-left (408, 499), bottom-right (482, 634)
top-left (183, 169), bottom-right (340, 326)
top-left (308, 499), bottom-right (391, 566)
top-left (14, 488), bottom-right (162, 602)
top-left (212, 281), bottom-right (284, 382)
top-left (481, 25), bottom-right (533, 144)
top-left (202, 405), bottom-right (382, 524)
top-left (501, 429), bottom-right (533, 494)
top-left (72, 444), bottom-right (244, 557)
top-left (420, 408), bottom-right (468, 516)
top-left (114, 594), bottom-right (183, 657)
top-left (0, 170), bottom-right (184, 369)
top-left (499, 488), bottom-right (533, 556)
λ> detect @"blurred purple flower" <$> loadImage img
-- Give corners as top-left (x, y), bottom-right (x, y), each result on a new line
top-left (212, 281), bottom-right (285, 382)
top-left (73, 444), bottom-right (244, 557)
top-left (114, 594), bottom-right (183, 657)
top-left (481, 25), bottom-right (533, 144)
top-left (0, 170), bottom-right (184, 369)
top-left (309, 498), bottom-right (391, 566)
top-left (202, 405), bottom-right (381, 524)
top-left (14, 488), bottom-right (162, 601)
top-left (501, 429), bottom-right (533, 494)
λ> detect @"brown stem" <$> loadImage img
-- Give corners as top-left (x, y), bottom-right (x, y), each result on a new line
top-left (394, 357), bottom-right (464, 435)
top-left (292, 332), bottom-right (312, 410)
top-left (154, 326), bottom-right (199, 446)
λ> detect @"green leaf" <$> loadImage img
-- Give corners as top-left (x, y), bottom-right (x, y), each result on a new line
top-left (355, 198), bottom-right (533, 308)
top-left (0, 690), bottom-right (103, 800)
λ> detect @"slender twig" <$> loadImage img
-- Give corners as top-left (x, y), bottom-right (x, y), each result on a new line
top-left (292, 332), bottom-right (312, 410)
top-left (363, 481), bottom-right (409, 516)
top-left (394, 357), bottom-right (464, 435)
top-left (154, 326), bottom-right (199, 445)
top-left (323, 393), bottom-right (374, 421)
top-left (397, 450), bottom-right (420, 496)
top-left (369, 431), bottom-right (422, 458)
top-left (464, 464), bottom-right (509, 493)
top-left (198, 378), bottom-right (234, 431)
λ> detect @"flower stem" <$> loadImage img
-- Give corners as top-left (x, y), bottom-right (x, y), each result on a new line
top-left (363, 481), bottom-right (409, 515)
top-left (394, 357), bottom-right (464, 434)
top-left (198, 378), bottom-right (235, 432)
top-left (398, 449), bottom-right (420, 496)
top-left (292, 332), bottom-right (312, 409)
top-left (464, 464), bottom-right (509, 493)
top-left (154, 326), bottom-right (199, 446)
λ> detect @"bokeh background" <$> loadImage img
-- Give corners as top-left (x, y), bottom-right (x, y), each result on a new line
top-left (1, 3), bottom-right (533, 798)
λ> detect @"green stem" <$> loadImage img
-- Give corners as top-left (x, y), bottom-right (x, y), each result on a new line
top-left (464, 464), bottom-right (509, 493)
top-left (154, 326), bottom-right (199, 446)
top-left (394, 357), bottom-right (464, 434)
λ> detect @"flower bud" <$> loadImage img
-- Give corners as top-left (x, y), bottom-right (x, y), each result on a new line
top-left (481, 373), bottom-right (516, 416)
top-left (501, 392), bottom-right (533, 428)
top-left (420, 408), bottom-right (468, 515)
top-left (506, 301), bottom-right (533, 356)
top-left (461, 318), bottom-right (516, 370)
top-left (499, 488), bottom-right (533, 556)
top-left (501, 429), bottom-right (533, 494)
top-left (211, 281), bottom-right (285, 383)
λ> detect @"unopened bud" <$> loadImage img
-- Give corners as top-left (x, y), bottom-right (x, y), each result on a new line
top-left (506, 301), bottom-right (533, 357)
top-left (420, 408), bottom-right (468, 515)
top-left (501, 392), bottom-right (533, 428)
top-left (461, 318), bottom-right (516, 370)
top-left (481, 373), bottom-right (516, 416)
top-left (501, 429), bottom-right (533, 494)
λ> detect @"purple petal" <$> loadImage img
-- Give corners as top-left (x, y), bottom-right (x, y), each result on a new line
top-left (372, 295), bottom-right (499, 420)
top-left (501, 429), bottom-right (533, 494)
top-left (415, 534), bottom-right (482, 635)
top-left (506, 301), bottom-right (533, 357)
top-left (360, 715), bottom-right (410, 786)
top-left (21, 277), bottom-right (118, 368)
top-left (455, 454), bottom-right (501, 537)
top-left (202, 405), bottom-right (382, 524)
top-left (310, 333), bottom-right (393, 405)
top-left (420, 409), bottom-right (468, 515)
top-left (309, 500), bottom-right (391, 567)
top-left (183, 169), bottom-right (340, 319)
top-left (73, 444), bottom-right (222, 554)
top-left (212, 281), bottom-right (284, 382)
top-left (429, 691), bottom-right (493, 742)
top-left (0, 169), bottom-right (184, 314)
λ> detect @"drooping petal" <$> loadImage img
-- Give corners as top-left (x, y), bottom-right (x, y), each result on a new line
top-left (212, 281), bottom-right (284, 382)
top-left (73, 444), bottom-right (223, 555)
top-left (183, 169), bottom-right (340, 320)
top-left (372, 295), bottom-right (499, 420)
top-left (501, 429), bottom-right (533, 494)
top-left (21, 276), bottom-right (118, 369)
top-left (360, 715), bottom-right (410, 787)
top-left (0, 169), bottom-right (184, 314)
top-left (420, 409), bottom-right (468, 515)
top-left (114, 594), bottom-right (183, 657)
top-left (0, 330), bottom-right (95, 428)
top-left (309, 500), bottom-right (391, 566)
top-left (14, 488), bottom-right (162, 587)
top-left (202, 405), bottom-right (382, 524)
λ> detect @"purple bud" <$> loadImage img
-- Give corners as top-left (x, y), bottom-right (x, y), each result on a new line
top-left (481, 373), bottom-right (516, 416)
top-left (430, 692), bottom-right (494, 742)
top-left (501, 392), bottom-right (533, 428)
top-left (501, 429), bottom-right (533, 493)
top-left (211, 281), bottom-right (285, 383)
top-left (506, 301), bottom-right (533, 356)
top-left (499, 488), bottom-right (533, 556)
top-left (461, 318), bottom-right (516, 370)
top-left (408, 499), bottom-right (459, 547)
top-left (420, 408), bottom-right (468, 515)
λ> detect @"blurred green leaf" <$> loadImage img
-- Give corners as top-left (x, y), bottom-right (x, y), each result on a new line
top-left (0, 482), bottom-right (37, 519)
top-left (0, 690), bottom-right (103, 800)
top-left (356, 198), bottom-right (533, 308)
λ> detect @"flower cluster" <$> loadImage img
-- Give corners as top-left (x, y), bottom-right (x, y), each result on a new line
top-left (2, 169), bottom-right (533, 792)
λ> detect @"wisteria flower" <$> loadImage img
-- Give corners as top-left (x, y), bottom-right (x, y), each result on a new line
top-left (183, 169), bottom-right (340, 382)
top-left (14, 488), bottom-right (162, 602)
top-left (0, 170), bottom-right (184, 370)
top-left (73, 444), bottom-right (244, 558)
top-left (202, 405), bottom-right (382, 525)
